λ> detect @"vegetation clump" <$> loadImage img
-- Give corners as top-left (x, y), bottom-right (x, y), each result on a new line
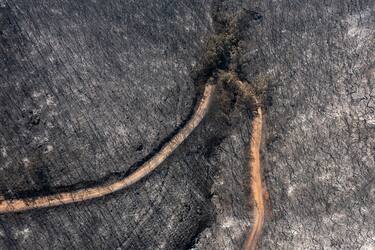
top-left (192, 8), bottom-right (270, 114)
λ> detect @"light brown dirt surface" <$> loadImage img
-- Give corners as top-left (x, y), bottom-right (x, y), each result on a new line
top-left (243, 104), bottom-right (264, 250)
top-left (0, 84), bottom-right (215, 214)
top-left (228, 77), bottom-right (266, 250)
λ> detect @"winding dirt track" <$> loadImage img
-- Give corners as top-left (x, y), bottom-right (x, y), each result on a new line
top-left (243, 102), bottom-right (264, 250)
top-left (0, 84), bottom-right (215, 214)
top-left (0, 80), bottom-right (266, 249)
top-left (230, 78), bottom-right (265, 250)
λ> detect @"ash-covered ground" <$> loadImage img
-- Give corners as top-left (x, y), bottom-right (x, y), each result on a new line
top-left (0, 0), bottom-right (374, 249)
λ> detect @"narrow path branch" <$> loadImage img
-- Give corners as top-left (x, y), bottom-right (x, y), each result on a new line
top-left (227, 77), bottom-right (265, 250)
top-left (0, 84), bottom-right (215, 214)
top-left (243, 98), bottom-right (265, 250)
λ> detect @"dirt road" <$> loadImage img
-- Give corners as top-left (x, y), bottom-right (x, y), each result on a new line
top-left (0, 84), bottom-right (215, 213)
top-left (0, 79), bottom-right (265, 249)
top-left (227, 77), bottom-right (265, 250)
top-left (243, 98), bottom-right (265, 250)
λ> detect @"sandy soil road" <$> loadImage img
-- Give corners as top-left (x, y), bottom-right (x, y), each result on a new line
top-left (243, 103), bottom-right (264, 250)
top-left (228, 77), bottom-right (265, 250)
top-left (0, 80), bottom-right (265, 250)
top-left (0, 84), bottom-right (215, 213)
